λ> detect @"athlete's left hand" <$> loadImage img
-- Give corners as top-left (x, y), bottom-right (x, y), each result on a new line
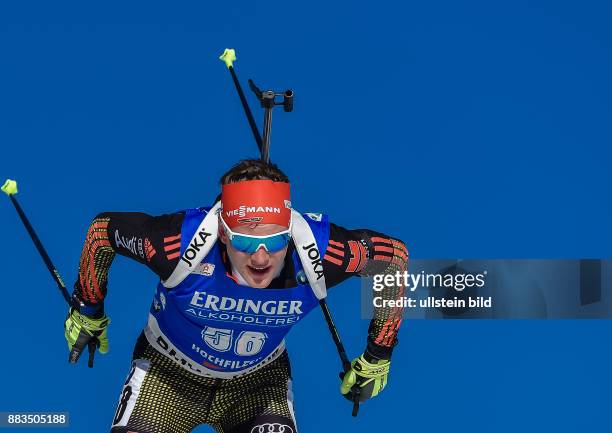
top-left (340, 352), bottom-right (391, 402)
top-left (64, 308), bottom-right (110, 367)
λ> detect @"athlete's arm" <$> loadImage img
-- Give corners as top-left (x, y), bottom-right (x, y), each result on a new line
top-left (322, 223), bottom-right (408, 359)
top-left (72, 212), bottom-right (183, 316)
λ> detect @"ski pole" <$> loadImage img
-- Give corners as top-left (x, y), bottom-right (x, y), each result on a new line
top-left (218, 49), bottom-right (360, 416)
top-left (2, 179), bottom-right (98, 368)
top-left (219, 48), bottom-right (294, 164)
top-left (321, 300), bottom-right (361, 416)
top-left (219, 49), bottom-right (264, 153)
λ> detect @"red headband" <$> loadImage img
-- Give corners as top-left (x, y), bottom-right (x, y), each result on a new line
top-left (221, 180), bottom-right (291, 229)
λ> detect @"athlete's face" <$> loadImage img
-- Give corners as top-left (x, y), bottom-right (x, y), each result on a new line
top-left (219, 221), bottom-right (288, 288)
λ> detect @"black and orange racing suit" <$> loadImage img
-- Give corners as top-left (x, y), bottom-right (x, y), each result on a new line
top-left (72, 211), bottom-right (408, 433)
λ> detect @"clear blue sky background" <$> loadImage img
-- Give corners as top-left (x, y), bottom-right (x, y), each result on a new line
top-left (1, 1), bottom-right (611, 432)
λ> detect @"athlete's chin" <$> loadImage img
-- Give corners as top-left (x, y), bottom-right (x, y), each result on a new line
top-left (248, 280), bottom-right (271, 288)
top-left (246, 277), bottom-right (273, 288)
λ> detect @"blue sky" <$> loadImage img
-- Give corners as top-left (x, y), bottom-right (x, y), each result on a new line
top-left (1, 1), bottom-right (611, 432)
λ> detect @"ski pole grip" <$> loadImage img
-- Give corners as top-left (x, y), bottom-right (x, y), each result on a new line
top-left (2, 179), bottom-right (18, 196)
top-left (219, 48), bottom-right (237, 69)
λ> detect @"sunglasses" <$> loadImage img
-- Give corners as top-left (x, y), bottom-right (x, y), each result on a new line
top-left (220, 215), bottom-right (292, 254)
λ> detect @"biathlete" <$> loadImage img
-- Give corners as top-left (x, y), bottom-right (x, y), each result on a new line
top-left (64, 159), bottom-right (408, 433)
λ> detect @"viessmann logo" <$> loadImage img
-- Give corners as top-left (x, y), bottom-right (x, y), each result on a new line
top-left (225, 206), bottom-right (282, 218)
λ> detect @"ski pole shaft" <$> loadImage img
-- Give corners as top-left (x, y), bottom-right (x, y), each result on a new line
top-left (2, 179), bottom-right (98, 367)
top-left (219, 49), bottom-right (263, 152)
top-left (320, 299), bottom-right (361, 417)
top-left (2, 180), bottom-right (70, 304)
top-left (320, 300), bottom-right (351, 369)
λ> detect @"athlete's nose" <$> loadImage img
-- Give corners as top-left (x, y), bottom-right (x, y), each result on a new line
top-left (250, 246), bottom-right (270, 265)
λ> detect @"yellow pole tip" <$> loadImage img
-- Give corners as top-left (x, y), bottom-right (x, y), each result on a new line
top-left (1, 179), bottom-right (18, 196)
top-left (219, 48), bottom-right (237, 69)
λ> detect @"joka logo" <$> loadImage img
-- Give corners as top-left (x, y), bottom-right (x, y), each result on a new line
top-left (180, 229), bottom-right (212, 267)
top-left (251, 423), bottom-right (294, 433)
top-left (302, 242), bottom-right (324, 280)
top-left (225, 205), bottom-right (281, 218)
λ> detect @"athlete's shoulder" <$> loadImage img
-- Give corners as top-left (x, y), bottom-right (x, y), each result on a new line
top-left (320, 220), bottom-right (408, 286)
top-left (294, 210), bottom-right (330, 240)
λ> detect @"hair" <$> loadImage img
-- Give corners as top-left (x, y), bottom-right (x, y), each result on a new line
top-left (220, 159), bottom-right (290, 185)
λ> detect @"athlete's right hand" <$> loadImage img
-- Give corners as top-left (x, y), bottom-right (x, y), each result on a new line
top-left (64, 308), bottom-right (110, 367)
